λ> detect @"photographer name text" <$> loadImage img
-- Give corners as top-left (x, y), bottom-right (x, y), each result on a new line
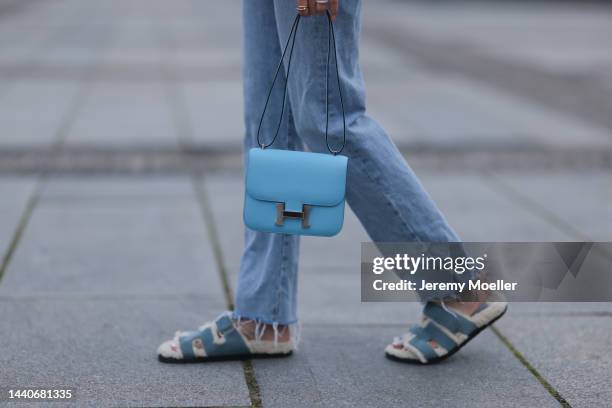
top-left (372, 279), bottom-right (517, 292)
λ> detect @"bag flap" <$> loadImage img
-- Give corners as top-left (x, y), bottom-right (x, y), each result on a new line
top-left (246, 148), bottom-right (348, 209)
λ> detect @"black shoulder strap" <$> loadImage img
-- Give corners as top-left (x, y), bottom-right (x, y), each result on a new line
top-left (256, 11), bottom-right (347, 155)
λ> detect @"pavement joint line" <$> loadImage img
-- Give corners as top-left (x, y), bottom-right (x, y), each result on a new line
top-left (155, 19), bottom-right (193, 149)
top-left (366, 19), bottom-right (612, 135)
top-left (49, 3), bottom-right (121, 149)
top-left (1, 148), bottom-right (612, 174)
top-left (491, 325), bottom-right (572, 408)
top-left (483, 172), bottom-right (588, 240)
top-left (0, 9), bottom-right (102, 298)
top-left (192, 177), bottom-right (264, 408)
top-left (165, 32), bottom-right (238, 314)
top-left (0, 59), bottom-right (239, 82)
top-left (241, 360), bottom-right (264, 408)
top-left (0, 293), bottom-right (229, 301)
top-left (39, 195), bottom-right (196, 203)
top-left (51, 79), bottom-right (95, 149)
top-left (166, 41), bottom-right (264, 406)
top-left (0, 180), bottom-right (41, 285)
top-left (49, 14), bottom-right (116, 150)
top-left (160, 26), bottom-right (236, 306)
top-left (0, 21), bottom-right (103, 283)
top-left (163, 71), bottom-right (194, 149)
top-left (483, 172), bottom-right (612, 263)
top-left (190, 177), bottom-right (235, 312)
top-left (191, 172), bottom-right (264, 408)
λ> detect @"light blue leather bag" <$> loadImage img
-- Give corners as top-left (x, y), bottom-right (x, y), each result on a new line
top-left (244, 12), bottom-right (348, 237)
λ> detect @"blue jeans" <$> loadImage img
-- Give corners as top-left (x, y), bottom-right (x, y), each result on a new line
top-left (234, 0), bottom-right (459, 325)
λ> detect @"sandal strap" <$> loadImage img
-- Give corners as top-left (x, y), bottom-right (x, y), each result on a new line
top-left (422, 322), bottom-right (459, 351)
top-left (408, 324), bottom-right (425, 338)
top-left (179, 315), bottom-right (251, 359)
top-left (178, 331), bottom-right (201, 359)
top-left (216, 314), bottom-right (236, 335)
top-left (389, 302), bottom-right (507, 364)
top-left (407, 337), bottom-right (438, 362)
top-left (423, 302), bottom-right (477, 335)
top-left (408, 321), bottom-right (458, 355)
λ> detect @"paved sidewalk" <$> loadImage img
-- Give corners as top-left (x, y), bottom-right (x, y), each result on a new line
top-left (0, 1), bottom-right (611, 407)
top-left (2, 171), bottom-right (611, 407)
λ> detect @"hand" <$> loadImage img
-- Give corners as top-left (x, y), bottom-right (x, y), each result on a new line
top-left (297, 0), bottom-right (339, 21)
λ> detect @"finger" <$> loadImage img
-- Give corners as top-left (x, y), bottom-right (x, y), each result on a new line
top-left (314, 0), bottom-right (328, 15)
top-left (329, 0), bottom-right (338, 20)
top-left (297, 0), bottom-right (309, 16)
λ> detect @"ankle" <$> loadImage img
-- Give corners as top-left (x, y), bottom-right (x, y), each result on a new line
top-left (234, 320), bottom-right (291, 342)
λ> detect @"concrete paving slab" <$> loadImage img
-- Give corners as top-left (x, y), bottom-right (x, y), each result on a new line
top-left (0, 39), bottom-right (44, 66)
top-left (0, 175), bottom-right (247, 405)
top-left (95, 1), bottom-right (241, 74)
top-left (201, 174), bottom-right (245, 272)
top-left (64, 82), bottom-right (179, 148)
top-left (0, 179), bottom-right (219, 298)
top-left (419, 172), bottom-right (573, 241)
top-left (0, 298), bottom-right (249, 408)
top-left (299, 267), bottom-right (420, 326)
top-left (0, 81), bottom-right (80, 147)
top-left (0, 4), bottom-right (76, 65)
top-left (299, 213), bottom-right (368, 269)
top-left (366, 1), bottom-right (612, 75)
top-left (367, 75), bottom-right (612, 150)
top-left (171, 50), bottom-right (241, 74)
top-left (360, 38), bottom-right (425, 81)
top-left (493, 171), bottom-right (612, 241)
top-left (497, 314), bottom-right (612, 408)
top-left (0, 177), bottom-right (37, 259)
top-left (41, 176), bottom-right (194, 199)
top-left (99, 48), bottom-right (161, 68)
top-left (34, 43), bottom-right (104, 67)
top-left (105, 24), bottom-right (158, 52)
top-left (254, 327), bottom-right (558, 408)
top-left (0, 25), bottom-right (46, 51)
top-left (180, 81), bottom-right (243, 147)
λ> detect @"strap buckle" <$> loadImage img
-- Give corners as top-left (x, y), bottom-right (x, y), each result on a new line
top-left (215, 315), bottom-right (235, 336)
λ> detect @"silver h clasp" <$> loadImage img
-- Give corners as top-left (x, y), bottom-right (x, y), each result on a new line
top-left (275, 203), bottom-right (312, 229)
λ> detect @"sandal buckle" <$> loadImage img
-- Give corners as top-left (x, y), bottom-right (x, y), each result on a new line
top-left (215, 315), bottom-right (235, 335)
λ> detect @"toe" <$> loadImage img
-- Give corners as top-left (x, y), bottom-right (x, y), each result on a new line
top-left (385, 343), bottom-right (421, 361)
top-left (157, 339), bottom-right (183, 360)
